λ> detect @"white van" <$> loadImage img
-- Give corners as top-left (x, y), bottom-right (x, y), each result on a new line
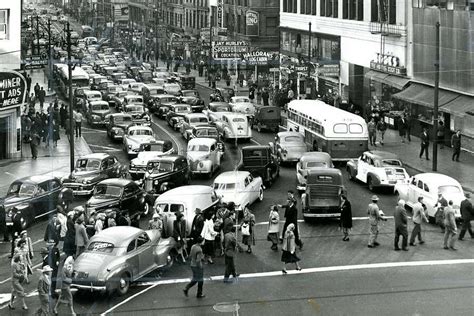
top-left (153, 185), bottom-right (220, 237)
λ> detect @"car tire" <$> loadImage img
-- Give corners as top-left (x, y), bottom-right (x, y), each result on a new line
top-left (368, 177), bottom-right (375, 192)
top-left (266, 168), bottom-right (273, 188)
top-left (258, 186), bottom-right (264, 202)
top-left (115, 273), bottom-right (130, 296)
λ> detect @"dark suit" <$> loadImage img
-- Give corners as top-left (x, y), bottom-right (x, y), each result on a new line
top-left (223, 232), bottom-right (237, 280)
top-left (459, 199), bottom-right (474, 239)
top-left (394, 205), bottom-right (408, 249)
top-left (419, 131), bottom-right (430, 159)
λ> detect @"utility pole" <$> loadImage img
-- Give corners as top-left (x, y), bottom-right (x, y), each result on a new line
top-left (47, 18), bottom-right (52, 91)
top-left (432, 22), bottom-right (440, 172)
top-left (155, 4), bottom-right (159, 67)
top-left (307, 22), bottom-right (311, 99)
top-left (209, 13), bottom-right (213, 86)
top-left (66, 21), bottom-right (75, 172)
top-left (35, 15), bottom-right (40, 55)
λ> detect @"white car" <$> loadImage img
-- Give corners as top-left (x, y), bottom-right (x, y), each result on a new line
top-left (118, 78), bottom-right (137, 91)
top-left (203, 102), bottom-right (232, 123)
top-left (271, 132), bottom-right (307, 163)
top-left (129, 140), bottom-right (174, 180)
top-left (229, 96), bottom-right (251, 107)
top-left (164, 83), bottom-right (182, 96)
top-left (214, 113), bottom-right (252, 141)
top-left (186, 138), bottom-right (222, 178)
top-left (123, 125), bottom-right (156, 158)
top-left (123, 94), bottom-right (144, 106)
top-left (123, 104), bottom-right (151, 126)
top-left (394, 173), bottom-right (464, 222)
top-left (128, 82), bottom-right (146, 94)
top-left (180, 113), bottom-right (209, 140)
top-left (213, 171), bottom-right (264, 211)
top-left (296, 152), bottom-right (333, 191)
top-left (84, 90), bottom-right (103, 104)
top-left (230, 102), bottom-right (256, 118)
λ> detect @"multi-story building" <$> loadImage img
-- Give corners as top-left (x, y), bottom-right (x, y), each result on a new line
top-left (164, 0), bottom-right (184, 33)
top-left (183, 0), bottom-right (209, 37)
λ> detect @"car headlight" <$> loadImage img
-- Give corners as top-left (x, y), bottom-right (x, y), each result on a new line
top-left (130, 162), bottom-right (135, 168)
top-left (154, 180), bottom-right (159, 185)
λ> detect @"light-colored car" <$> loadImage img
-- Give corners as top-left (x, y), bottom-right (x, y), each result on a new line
top-left (203, 102), bottom-right (232, 123)
top-left (164, 82), bottom-right (182, 96)
top-left (213, 171), bottom-right (264, 211)
top-left (229, 96), bottom-right (251, 107)
top-left (230, 102), bottom-right (256, 119)
top-left (86, 101), bottom-right (110, 126)
top-left (186, 138), bottom-right (223, 178)
top-left (394, 173), bottom-right (464, 222)
top-left (123, 104), bottom-right (151, 126)
top-left (180, 113), bottom-right (209, 140)
top-left (296, 152), bottom-right (333, 191)
top-left (123, 94), bottom-right (144, 106)
top-left (214, 112), bottom-right (252, 141)
top-left (270, 132), bottom-right (307, 163)
top-left (123, 125), bottom-right (156, 158)
top-left (128, 82), bottom-right (146, 94)
top-left (118, 78), bottom-right (137, 91)
top-left (84, 90), bottom-right (103, 104)
top-left (71, 226), bottom-right (176, 295)
top-left (346, 151), bottom-right (410, 192)
top-left (129, 140), bottom-right (174, 180)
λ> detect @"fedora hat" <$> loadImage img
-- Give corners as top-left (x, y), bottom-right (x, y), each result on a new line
top-left (39, 265), bottom-right (53, 273)
top-left (371, 195), bottom-right (379, 201)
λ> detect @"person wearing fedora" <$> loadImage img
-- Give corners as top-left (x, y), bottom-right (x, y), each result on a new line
top-left (37, 265), bottom-right (53, 316)
top-left (41, 243), bottom-right (60, 296)
top-left (367, 195), bottom-right (384, 248)
top-left (459, 193), bottom-right (474, 240)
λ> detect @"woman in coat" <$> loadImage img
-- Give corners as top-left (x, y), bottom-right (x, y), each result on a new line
top-left (201, 212), bottom-right (217, 264)
top-left (242, 207), bottom-right (256, 253)
top-left (53, 256), bottom-right (76, 315)
top-left (63, 213), bottom-right (76, 257)
top-left (267, 205), bottom-right (280, 251)
top-left (281, 223), bottom-right (301, 273)
top-left (172, 212), bottom-right (187, 263)
top-left (9, 255), bottom-right (28, 310)
top-left (340, 195), bottom-right (353, 241)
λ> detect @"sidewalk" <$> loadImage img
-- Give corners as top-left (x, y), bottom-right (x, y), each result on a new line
top-left (28, 68), bottom-right (57, 98)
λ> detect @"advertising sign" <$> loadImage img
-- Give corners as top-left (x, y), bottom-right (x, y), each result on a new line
top-left (212, 41), bottom-right (249, 60)
top-left (243, 51), bottom-right (272, 66)
top-left (0, 70), bottom-right (27, 109)
top-left (22, 53), bottom-right (48, 70)
top-left (245, 10), bottom-right (259, 36)
top-left (314, 64), bottom-right (340, 77)
top-left (217, 0), bottom-right (223, 28)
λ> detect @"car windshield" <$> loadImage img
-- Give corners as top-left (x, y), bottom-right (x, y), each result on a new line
top-left (233, 97), bottom-right (249, 103)
top-left (108, 87), bottom-right (119, 93)
top-left (126, 106), bottom-right (144, 112)
top-left (148, 161), bottom-right (173, 172)
top-left (196, 129), bottom-right (218, 137)
top-left (166, 85), bottom-right (180, 91)
top-left (212, 106), bottom-right (230, 112)
top-left (438, 185), bottom-right (461, 195)
top-left (129, 129), bottom-right (152, 136)
top-left (91, 104), bottom-right (108, 110)
top-left (76, 158), bottom-right (101, 170)
top-left (141, 143), bottom-right (164, 152)
top-left (183, 91), bottom-right (198, 97)
top-left (88, 93), bottom-right (101, 99)
top-left (7, 182), bottom-right (36, 197)
top-left (284, 136), bottom-right (303, 142)
top-left (175, 106), bottom-right (189, 113)
top-left (214, 182), bottom-right (237, 190)
top-left (190, 117), bottom-right (208, 123)
top-left (188, 144), bottom-right (209, 152)
top-left (114, 116), bottom-right (132, 123)
top-left (94, 185), bottom-right (122, 197)
top-left (162, 97), bottom-right (177, 103)
top-left (380, 159), bottom-right (403, 167)
top-left (87, 241), bottom-right (115, 254)
top-left (117, 91), bottom-right (127, 97)
top-left (306, 161), bottom-right (329, 168)
top-left (127, 97), bottom-right (142, 103)
top-left (232, 118), bottom-right (245, 122)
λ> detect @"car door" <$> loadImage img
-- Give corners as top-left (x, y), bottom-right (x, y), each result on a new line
top-left (125, 239), bottom-right (139, 278)
top-left (46, 179), bottom-right (62, 213)
top-left (34, 181), bottom-right (50, 216)
top-left (356, 154), bottom-right (368, 182)
top-left (407, 177), bottom-right (418, 207)
top-left (105, 157), bottom-right (118, 177)
top-left (422, 182), bottom-right (435, 216)
top-left (247, 174), bottom-right (259, 204)
top-left (410, 178), bottom-right (424, 207)
top-left (136, 232), bottom-right (154, 273)
top-left (120, 184), bottom-right (135, 211)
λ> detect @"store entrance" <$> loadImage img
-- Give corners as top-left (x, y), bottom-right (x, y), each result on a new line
top-left (0, 117), bottom-right (8, 160)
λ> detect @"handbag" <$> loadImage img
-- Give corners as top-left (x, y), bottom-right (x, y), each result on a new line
top-left (241, 224), bottom-right (250, 236)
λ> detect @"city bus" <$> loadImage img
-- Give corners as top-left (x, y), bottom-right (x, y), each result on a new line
top-left (287, 100), bottom-right (368, 161)
top-left (55, 64), bottom-right (90, 99)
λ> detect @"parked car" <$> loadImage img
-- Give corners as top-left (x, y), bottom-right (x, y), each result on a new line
top-left (86, 101), bottom-right (111, 126)
top-left (203, 102), bottom-right (232, 123)
top-left (270, 132), bottom-right (307, 164)
top-left (213, 171), bottom-right (264, 212)
top-left (251, 106), bottom-right (281, 133)
top-left (180, 113), bottom-right (210, 140)
top-left (106, 113), bottom-right (133, 141)
top-left (129, 140), bottom-right (175, 180)
top-left (149, 94), bottom-right (178, 117)
top-left (214, 113), bottom-right (252, 142)
top-left (143, 155), bottom-right (190, 198)
top-left (123, 125), bottom-right (156, 158)
top-left (166, 104), bottom-right (192, 130)
top-left (238, 145), bottom-right (279, 187)
top-left (296, 152), bottom-right (333, 191)
top-left (186, 138), bottom-right (223, 178)
top-left (346, 151), bottom-right (410, 192)
top-left (301, 168), bottom-right (345, 221)
top-left (189, 125), bottom-right (225, 157)
top-left (2, 175), bottom-right (72, 230)
top-left (123, 104), bottom-right (151, 126)
top-left (62, 153), bottom-right (126, 196)
top-left (179, 90), bottom-right (205, 112)
top-left (71, 226), bottom-right (176, 295)
top-left (394, 173), bottom-right (464, 223)
top-left (164, 82), bottom-right (182, 96)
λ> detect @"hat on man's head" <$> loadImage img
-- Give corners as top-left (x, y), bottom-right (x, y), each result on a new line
top-left (38, 265), bottom-right (53, 273)
top-left (371, 195), bottom-right (379, 201)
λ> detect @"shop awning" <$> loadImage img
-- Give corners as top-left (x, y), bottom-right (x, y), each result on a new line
top-left (365, 71), bottom-right (410, 90)
top-left (365, 70), bottom-right (389, 83)
top-left (392, 83), bottom-right (459, 108)
top-left (441, 95), bottom-right (474, 116)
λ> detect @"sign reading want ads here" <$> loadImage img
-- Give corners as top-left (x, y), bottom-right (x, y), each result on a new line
top-left (0, 70), bottom-right (27, 110)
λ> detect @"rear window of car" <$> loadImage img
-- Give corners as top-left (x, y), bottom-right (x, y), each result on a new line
top-left (87, 242), bottom-right (114, 253)
top-left (232, 118), bottom-right (246, 123)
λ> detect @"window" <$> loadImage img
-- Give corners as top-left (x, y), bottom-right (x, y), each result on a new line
top-left (412, 0), bottom-right (423, 7)
top-left (343, 0), bottom-right (364, 20)
top-left (320, 0), bottom-right (338, 17)
top-left (137, 233), bottom-right (150, 248)
top-left (333, 123), bottom-right (348, 134)
top-left (423, 183), bottom-right (430, 192)
top-left (127, 240), bottom-right (136, 252)
top-left (0, 9), bottom-right (10, 40)
top-left (417, 181), bottom-right (424, 189)
top-left (312, 0), bottom-right (317, 14)
top-left (426, 0), bottom-right (448, 8)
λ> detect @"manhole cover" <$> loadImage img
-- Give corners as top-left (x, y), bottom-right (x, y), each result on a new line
top-left (213, 301), bottom-right (240, 313)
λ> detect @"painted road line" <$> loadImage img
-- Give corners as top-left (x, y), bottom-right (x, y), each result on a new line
top-left (253, 216), bottom-right (396, 226)
top-left (151, 121), bottom-right (183, 156)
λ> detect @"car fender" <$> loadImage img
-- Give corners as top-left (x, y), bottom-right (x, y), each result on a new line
top-left (366, 172), bottom-right (382, 186)
top-left (346, 160), bottom-right (358, 176)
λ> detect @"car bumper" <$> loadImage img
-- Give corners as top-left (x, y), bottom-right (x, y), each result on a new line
top-left (71, 282), bottom-right (107, 292)
top-left (63, 184), bottom-right (95, 195)
top-left (303, 212), bottom-right (341, 218)
top-left (111, 133), bottom-right (124, 140)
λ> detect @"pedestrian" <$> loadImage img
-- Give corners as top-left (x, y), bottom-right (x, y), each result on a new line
top-left (368, 118), bottom-right (377, 146)
top-left (107, 211), bottom-right (117, 228)
top-left (8, 213), bottom-right (22, 258)
top-left (214, 205), bottom-right (230, 256)
top-left (262, 88), bottom-right (270, 106)
top-left (95, 213), bottom-right (106, 234)
top-left (223, 226), bottom-right (239, 283)
top-left (53, 256), bottom-right (77, 315)
top-left (36, 265), bottom-right (53, 316)
top-left (56, 205), bottom-right (67, 250)
top-left (26, 74), bottom-right (32, 94)
top-left (394, 199), bottom-right (409, 251)
top-left (409, 197), bottom-right (429, 246)
top-left (458, 193), bottom-right (474, 240)
top-left (8, 255), bottom-right (28, 311)
top-left (398, 115), bottom-right (407, 143)
top-left (451, 130), bottom-right (462, 162)
top-left (53, 120), bottom-right (60, 147)
top-left (339, 194), bottom-right (352, 241)
top-left (117, 211), bottom-right (131, 226)
top-left (419, 127), bottom-right (430, 160)
top-left (34, 82), bottom-right (40, 99)
top-left (267, 205), bottom-right (280, 251)
top-left (190, 208), bottom-right (205, 244)
top-left (201, 212), bottom-right (217, 264)
top-left (63, 212), bottom-right (76, 257)
top-left (38, 87), bottom-right (46, 110)
top-left (41, 243), bottom-right (60, 295)
top-left (59, 103), bottom-right (67, 128)
top-left (278, 190), bottom-right (303, 249)
top-left (367, 195), bottom-right (385, 248)
top-left (281, 223), bottom-right (302, 274)
top-left (443, 200), bottom-right (458, 250)
top-left (75, 217), bottom-right (89, 258)
top-left (249, 84), bottom-right (255, 103)
top-left (73, 110), bottom-right (83, 138)
top-left (148, 211), bottom-right (163, 233)
top-left (405, 113), bottom-right (412, 141)
top-left (30, 129), bottom-right (40, 159)
top-left (376, 118), bottom-right (387, 145)
top-left (173, 212), bottom-right (187, 263)
top-left (183, 236), bottom-right (206, 299)
top-left (0, 205), bottom-right (8, 242)
top-left (14, 238), bottom-right (32, 282)
top-left (241, 207), bottom-right (255, 253)
top-left (435, 192), bottom-right (448, 233)
top-left (437, 120), bottom-right (445, 149)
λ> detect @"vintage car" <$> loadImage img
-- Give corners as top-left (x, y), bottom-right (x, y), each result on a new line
top-left (203, 102), bottom-right (232, 123)
top-left (394, 173), bottom-right (464, 222)
top-left (166, 103), bottom-right (192, 130)
top-left (301, 168), bottom-right (345, 221)
top-left (229, 96), bottom-right (251, 108)
top-left (123, 125), bottom-right (156, 158)
top-left (346, 151), bottom-right (410, 192)
top-left (90, 75), bottom-right (107, 90)
top-left (214, 113), bottom-right (252, 142)
top-left (1, 176), bottom-right (72, 230)
top-left (71, 226), bottom-right (176, 295)
top-left (85, 178), bottom-right (150, 217)
top-left (179, 89), bottom-right (205, 112)
top-left (137, 69), bottom-right (153, 83)
top-left (111, 72), bottom-right (127, 84)
top-left (296, 152), bottom-right (333, 191)
top-left (128, 82), bottom-right (146, 94)
top-left (129, 140), bottom-right (175, 180)
top-left (149, 94), bottom-right (178, 117)
top-left (210, 87), bottom-right (234, 102)
top-left (86, 101), bottom-right (111, 126)
top-left (106, 113), bottom-right (133, 141)
top-left (189, 125), bottom-right (225, 157)
top-left (83, 90), bottom-right (103, 105)
top-left (97, 80), bottom-right (115, 95)
top-left (251, 106), bottom-right (281, 133)
top-left (186, 138), bottom-right (223, 178)
top-left (102, 85), bottom-right (122, 103)
top-left (141, 84), bottom-right (165, 105)
top-left (229, 99), bottom-right (256, 119)
top-left (143, 155), bottom-right (190, 198)
top-left (123, 94), bottom-right (144, 106)
top-left (117, 78), bottom-right (136, 91)
top-left (154, 185), bottom-right (220, 237)
top-left (164, 82), bottom-right (182, 96)
top-left (62, 154), bottom-right (125, 196)
top-left (270, 132), bottom-right (307, 164)
top-left (238, 145), bottom-right (279, 187)
top-left (123, 104), bottom-right (151, 126)
top-left (213, 171), bottom-right (264, 212)
top-left (108, 90), bottom-right (128, 111)
top-left (180, 113), bottom-right (210, 140)
top-left (179, 74), bottom-right (195, 89)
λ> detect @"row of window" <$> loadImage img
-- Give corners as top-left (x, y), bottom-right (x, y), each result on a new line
top-left (414, 0), bottom-right (473, 10)
top-left (0, 9), bottom-right (9, 40)
top-left (281, 30), bottom-right (340, 62)
top-left (185, 9), bottom-right (208, 29)
top-left (289, 110), bottom-right (364, 134)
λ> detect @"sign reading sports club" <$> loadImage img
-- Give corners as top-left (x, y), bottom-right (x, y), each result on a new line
top-left (0, 70), bottom-right (27, 109)
top-left (246, 10), bottom-right (259, 36)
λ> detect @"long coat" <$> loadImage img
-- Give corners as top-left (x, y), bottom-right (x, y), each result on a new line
top-left (460, 199), bottom-right (473, 221)
top-left (340, 200), bottom-right (352, 228)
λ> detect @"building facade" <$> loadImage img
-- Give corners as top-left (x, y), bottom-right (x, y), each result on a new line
top-left (183, 0), bottom-right (210, 36)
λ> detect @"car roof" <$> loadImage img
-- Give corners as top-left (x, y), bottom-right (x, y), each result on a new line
top-left (141, 139), bottom-right (171, 145)
top-left (278, 131), bottom-right (304, 138)
top-left (365, 151), bottom-right (399, 160)
top-left (84, 90), bottom-right (101, 95)
top-left (128, 125), bottom-right (152, 132)
top-left (155, 94), bottom-right (176, 99)
top-left (147, 155), bottom-right (184, 163)
top-left (81, 153), bottom-right (110, 160)
top-left (214, 171), bottom-right (250, 183)
top-left (89, 100), bottom-right (108, 105)
top-left (188, 137), bottom-right (216, 146)
top-left (222, 112), bottom-right (247, 119)
top-left (242, 145), bottom-right (270, 151)
top-left (307, 168), bottom-right (342, 177)
top-left (110, 113), bottom-right (132, 118)
top-left (91, 226), bottom-right (142, 244)
top-left (14, 175), bottom-right (59, 184)
top-left (98, 178), bottom-right (133, 186)
top-left (185, 113), bottom-right (208, 118)
top-left (413, 173), bottom-right (461, 185)
top-left (158, 185), bottom-right (214, 200)
top-left (300, 152), bottom-right (332, 162)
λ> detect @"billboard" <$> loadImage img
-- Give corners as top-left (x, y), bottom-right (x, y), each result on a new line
top-left (212, 41), bottom-right (249, 60)
top-left (0, 70), bottom-right (27, 109)
top-left (246, 10), bottom-right (259, 36)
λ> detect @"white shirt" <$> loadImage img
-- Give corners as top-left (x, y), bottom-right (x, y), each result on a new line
top-left (74, 111), bottom-right (83, 123)
top-left (57, 213), bottom-right (67, 238)
top-left (201, 219), bottom-right (217, 241)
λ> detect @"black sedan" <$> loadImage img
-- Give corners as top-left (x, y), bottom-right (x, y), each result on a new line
top-left (179, 90), bottom-right (205, 112)
top-left (143, 155), bottom-right (190, 198)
